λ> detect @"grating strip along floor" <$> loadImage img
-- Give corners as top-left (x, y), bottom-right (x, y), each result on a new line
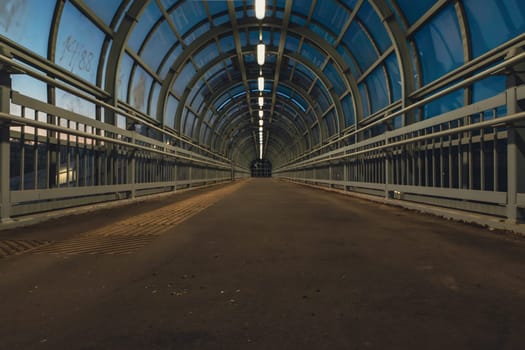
top-left (33, 181), bottom-right (246, 256)
top-left (0, 240), bottom-right (52, 258)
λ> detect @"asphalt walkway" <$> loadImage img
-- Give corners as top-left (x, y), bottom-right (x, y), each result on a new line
top-left (1, 179), bottom-right (524, 349)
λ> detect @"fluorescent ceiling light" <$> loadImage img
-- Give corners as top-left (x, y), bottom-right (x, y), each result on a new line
top-left (257, 43), bottom-right (265, 65)
top-left (258, 96), bottom-right (264, 107)
top-left (255, 0), bottom-right (265, 20)
top-left (258, 76), bottom-right (264, 91)
top-left (259, 120), bottom-right (264, 126)
top-left (258, 110), bottom-right (263, 118)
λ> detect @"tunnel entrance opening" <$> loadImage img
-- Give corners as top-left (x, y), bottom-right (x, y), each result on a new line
top-left (251, 159), bottom-right (272, 177)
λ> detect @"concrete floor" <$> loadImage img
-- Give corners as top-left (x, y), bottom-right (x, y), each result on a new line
top-left (1, 178), bottom-right (525, 349)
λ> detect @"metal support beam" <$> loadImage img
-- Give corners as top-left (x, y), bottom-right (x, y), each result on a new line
top-left (0, 73), bottom-right (10, 222)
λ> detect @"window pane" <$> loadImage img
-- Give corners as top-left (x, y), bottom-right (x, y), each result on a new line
top-left (358, 83), bottom-right (370, 117)
top-left (149, 82), bottom-right (161, 119)
top-left (342, 22), bottom-right (378, 73)
top-left (173, 61), bottom-right (196, 96)
top-left (0, 0), bottom-right (55, 57)
top-left (312, 0), bottom-right (349, 36)
top-left (117, 53), bottom-right (134, 101)
top-left (128, 1), bottom-right (161, 53)
top-left (56, 1), bottom-right (105, 84)
top-left (164, 95), bottom-right (179, 128)
top-left (341, 95), bottom-right (355, 126)
top-left (413, 5), bottom-right (463, 85)
top-left (423, 88), bottom-right (464, 119)
top-left (365, 66), bottom-right (389, 113)
top-left (170, 1), bottom-right (206, 38)
top-left (12, 75), bottom-right (47, 102)
top-left (130, 65), bottom-right (153, 113)
top-left (357, 1), bottom-right (391, 53)
top-left (324, 61), bottom-right (346, 95)
top-left (385, 53), bottom-right (402, 102)
top-left (56, 88), bottom-right (96, 119)
top-left (396, 0), bottom-right (435, 25)
top-left (472, 75), bottom-right (505, 103)
top-left (463, 0), bottom-right (525, 57)
top-left (82, 0), bottom-right (121, 25)
top-left (141, 20), bottom-right (177, 71)
top-left (301, 43), bottom-right (326, 68)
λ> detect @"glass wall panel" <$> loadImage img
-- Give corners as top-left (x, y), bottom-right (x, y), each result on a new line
top-left (0, 0), bottom-right (55, 58)
top-left (117, 53), bottom-right (134, 101)
top-left (342, 22), bottom-right (378, 73)
top-left (365, 66), bottom-right (389, 113)
top-left (423, 88), bottom-right (463, 119)
top-left (324, 61), bottom-right (346, 95)
top-left (194, 41), bottom-right (219, 69)
top-left (11, 75), bottom-right (47, 102)
top-left (385, 53), bottom-right (401, 102)
top-left (173, 61), bottom-right (196, 96)
top-left (55, 88), bottom-right (96, 119)
top-left (300, 43), bottom-right (326, 68)
top-left (130, 65), bottom-right (153, 113)
top-left (413, 5), bottom-right (463, 85)
top-left (312, 0), bottom-right (349, 35)
top-left (170, 0), bottom-right (206, 38)
top-left (56, 1), bottom-right (105, 84)
top-left (164, 95), bottom-right (178, 128)
top-left (463, 0), bottom-right (525, 58)
top-left (82, 0), bottom-right (121, 26)
top-left (357, 1), bottom-right (391, 53)
top-left (141, 21), bottom-right (177, 71)
top-left (159, 44), bottom-right (182, 78)
top-left (341, 94), bottom-right (355, 127)
top-left (472, 75), bottom-right (505, 103)
top-left (396, 0), bottom-right (435, 25)
top-left (358, 83), bottom-right (370, 117)
top-left (149, 82), bottom-right (161, 119)
top-left (128, 1), bottom-right (161, 53)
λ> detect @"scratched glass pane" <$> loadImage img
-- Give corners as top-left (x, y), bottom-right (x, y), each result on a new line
top-left (0, 0), bottom-right (55, 58)
top-left (141, 20), bottom-right (177, 72)
top-left (170, 0), bottom-right (206, 38)
top-left (130, 65), bottom-right (153, 114)
top-left (56, 1), bottom-right (105, 84)
top-left (82, 0), bottom-right (122, 26)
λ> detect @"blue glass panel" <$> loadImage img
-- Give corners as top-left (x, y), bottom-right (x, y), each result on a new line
top-left (275, 10), bottom-right (284, 19)
top-left (141, 21), bottom-right (177, 71)
top-left (184, 22), bottom-right (210, 45)
top-left (0, 0), bottom-right (54, 58)
top-left (324, 110), bottom-right (337, 135)
top-left (204, 61), bottom-right (223, 80)
top-left (219, 35), bottom-right (235, 52)
top-left (301, 43), bottom-right (325, 67)
top-left (472, 75), bottom-right (505, 103)
top-left (396, 0), bottom-right (435, 25)
top-left (276, 0), bottom-right (286, 9)
top-left (341, 0), bottom-right (358, 9)
top-left (292, 0), bottom-right (312, 16)
top-left (213, 14), bottom-right (230, 26)
top-left (149, 82), bottom-right (161, 119)
top-left (309, 23), bottom-right (336, 45)
top-left (239, 31), bottom-right (248, 47)
top-left (12, 75), bottom-right (47, 102)
top-left (357, 1), bottom-right (391, 53)
top-left (342, 22), bottom-right (378, 72)
top-left (272, 32), bottom-right (281, 48)
top-left (55, 88), bottom-right (96, 119)
top-left (249, 30), bottom-right (259, 46)
top-left (183, 111), bottom-right (196, 137)
top-left (365, 66), bottom-right (389, 113)
top-left (199, 125), bottom-right (209, 144)
top-left (173, 61), bottom-right (196, 96)
top-left (414, 5), bottom-right (463, 85)
top-left (341, 95), bottom-right (355, 126)
top-left (130, 66), bottom-right (153, 113)
top-left (117, 53), bottom-right (134, 101)
top-left (194, 42), bottom-right (219, 68)
top-left (312, 0), bottom-right (349, 35)
top-left (83, 0), bottom-right (121, 25)
top-left (313, 82), bottom-right (331, 111)
top-left (285, 35), bottom-right (300, 52)
top-left (304, 111), bottom-right (316, 126)
top-left (337, 46), bottom-right (360, 77)
top-left (294, 62), bottom-right (316, 83)
top-left (128, 1), bottom-right (161, 53)
top-left (56, 2), bottom-right (104, 84)
top-left (463, 0), bottom-right (525, 58)
top-left (290, 14), bottom-right (307, 26)
top-left (312, 124), bottom-right (320, 145)
top-left (170, 1), bottom-right (206, 37)
top-left (423, 88), bottom-right (464, 119)
top-left (207, 0), bottom-right (228, 16)
top-left (159, 44), bottom-right (182, 78)
top-left (385, 53), bottom-right (401, 102)
top-left (324, 61), bottom-right (346, 95)
top-left (164, 95), bottom-right (178, 128)
top-left (358, 83), bottom-right (370, 117)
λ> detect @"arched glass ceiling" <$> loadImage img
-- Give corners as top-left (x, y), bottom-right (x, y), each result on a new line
top-left (1, 0), bottom-right (524, 167)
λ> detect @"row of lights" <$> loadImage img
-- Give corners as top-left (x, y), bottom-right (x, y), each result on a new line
top-left (255, 0), bottom-right (265, 159)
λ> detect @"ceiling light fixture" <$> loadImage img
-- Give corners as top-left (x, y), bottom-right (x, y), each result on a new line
top-left (257, 43), bottom-right (265, 65)
top-left (258, 110), bottom-right (263, 118)
top-left (258, 96), bottom-right (264, 107)
top-left (255, 0), bottom-right (265, 20)
top-left (259, 120), bottom-right (264, 127)
top-left (258, 76), bottom-right (264, 91)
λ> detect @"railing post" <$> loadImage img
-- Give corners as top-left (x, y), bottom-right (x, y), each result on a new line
top-left (0, 73), bottom-right (11, 222)
top-left (384, 132), bottom-right (391, 200)
top-left (505, 47), bottom-right (525, 223)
